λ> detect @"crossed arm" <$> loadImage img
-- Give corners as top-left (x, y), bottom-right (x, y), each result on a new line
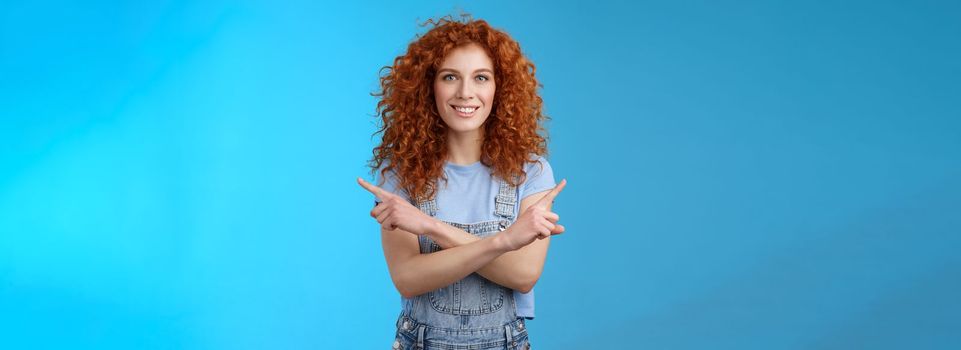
top-left (424, 192), bottom-right (555, 293)
top-left (360, 177), bottom-right (566, 298)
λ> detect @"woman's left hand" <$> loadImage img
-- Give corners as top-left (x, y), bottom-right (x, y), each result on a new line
top-left (357, 177), bottom-right (437, 235)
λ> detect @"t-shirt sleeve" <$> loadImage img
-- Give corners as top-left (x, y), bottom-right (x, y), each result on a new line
top-left (374, 164), bottom-right (411, 205)
top-left (519, 156), bottom-right (556, 202)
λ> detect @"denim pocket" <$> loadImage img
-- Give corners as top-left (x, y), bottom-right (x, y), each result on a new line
top-left (428, 273), bottom-right (505, 315)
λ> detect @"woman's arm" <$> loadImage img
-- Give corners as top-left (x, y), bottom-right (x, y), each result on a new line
top-left (363, 177), bottom-right (565, 297)
top-left (381, 226), bottom-right (513, 298)
top-left (426, 190), bottom-right (555, 293)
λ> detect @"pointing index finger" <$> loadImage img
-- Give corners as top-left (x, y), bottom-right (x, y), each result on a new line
top-left (357, 177), bottom-right (388, 201)
top-left (537, 179), bottom-right (567, 206)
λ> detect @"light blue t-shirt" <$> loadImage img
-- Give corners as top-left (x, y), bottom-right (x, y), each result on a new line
top-left (376, 156), bottom-right (556, 319)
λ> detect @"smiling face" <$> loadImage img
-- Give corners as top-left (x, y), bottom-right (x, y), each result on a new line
top-left (433, 43), bottom-right (496, 136)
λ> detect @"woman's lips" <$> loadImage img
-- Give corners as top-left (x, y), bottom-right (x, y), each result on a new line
top-left (452, 105), bottom-right (478, 118)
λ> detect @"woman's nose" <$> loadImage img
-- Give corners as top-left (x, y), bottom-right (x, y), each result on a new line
top-left (456, 82), bottom-right (473, 99)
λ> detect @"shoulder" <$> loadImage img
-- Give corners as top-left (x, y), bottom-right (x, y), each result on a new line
top-left (374, 162), bottom-right (411, 202)
top-left (519, 154), bottom-right (555, 199)
top-left (522, 154), bottom-right (552, 179)
top-left (375, 163), bottom-right (399, 184)
top-left (373, 163), bottom-right (396, 187)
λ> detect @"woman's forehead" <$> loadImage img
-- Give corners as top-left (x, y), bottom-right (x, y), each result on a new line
top-left (439, 44), bottom-right (494, 71)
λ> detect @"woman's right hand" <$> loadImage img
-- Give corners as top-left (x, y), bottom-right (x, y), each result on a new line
top-left (357, 177), bottom-right (437, 235)
top-left (497, 179), bottom-right (567, 251)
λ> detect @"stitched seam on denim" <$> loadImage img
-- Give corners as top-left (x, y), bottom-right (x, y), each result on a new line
top-left (400, 318), bottom-right (527, 335)
top-left (423, 339), bottom-right (506, 350)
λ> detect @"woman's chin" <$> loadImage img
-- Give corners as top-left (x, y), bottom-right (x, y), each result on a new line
top-left (442, 118), bottom-right (488, 134)
top-left (447, 125), bottom-right (483, 135)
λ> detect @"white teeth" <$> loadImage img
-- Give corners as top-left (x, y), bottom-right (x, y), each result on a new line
top-left (455, 106), bottom-right (477, 113)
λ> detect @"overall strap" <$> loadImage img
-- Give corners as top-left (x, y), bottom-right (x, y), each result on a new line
top-left (414, 180), bottom-right (441, 217)
top-left (493, 176), bottom-right (519, 231)
top-left (416, 198), bottom-right (438, 217)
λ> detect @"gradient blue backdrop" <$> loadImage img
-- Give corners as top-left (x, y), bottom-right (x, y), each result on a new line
top-left (2, 0), bottom-right (959, 348)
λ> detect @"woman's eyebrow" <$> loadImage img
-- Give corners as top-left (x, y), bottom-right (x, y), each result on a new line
top-left (437, 68), bottom-right (494, 75)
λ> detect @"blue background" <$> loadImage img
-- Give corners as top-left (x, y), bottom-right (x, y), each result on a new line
top-left (2, 0), bottom-right (959, 348)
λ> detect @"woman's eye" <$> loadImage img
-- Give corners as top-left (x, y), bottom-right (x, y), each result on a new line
top-left (443, 74), bottom-right (456, 81)
top-left (476, 75), bottom-right (489, 81)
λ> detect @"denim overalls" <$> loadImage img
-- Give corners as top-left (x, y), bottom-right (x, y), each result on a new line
top-left (392, 178), bottom-right (531, 350)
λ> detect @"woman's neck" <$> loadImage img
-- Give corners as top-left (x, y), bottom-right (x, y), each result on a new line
top-left (446, 128), bottom-right (484, 165)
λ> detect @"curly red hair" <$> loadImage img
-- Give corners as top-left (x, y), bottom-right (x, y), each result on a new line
top-left (369, 14), bottom-right (548, 203)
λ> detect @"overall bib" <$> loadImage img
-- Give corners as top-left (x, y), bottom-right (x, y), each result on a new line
top-left (391, 178), bottom-right (531, 350)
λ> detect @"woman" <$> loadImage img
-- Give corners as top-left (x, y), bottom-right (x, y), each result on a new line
top-left (357, 15), bottom-right (566, 350)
